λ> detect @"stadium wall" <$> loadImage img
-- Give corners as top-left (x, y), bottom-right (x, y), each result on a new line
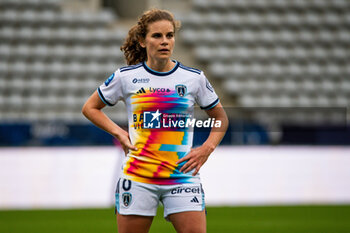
top-left (0, 146), bottom-right (349, 209)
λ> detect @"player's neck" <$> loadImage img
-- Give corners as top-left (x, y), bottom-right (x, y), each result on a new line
top-left (145, 59), bottom-right (175, 73)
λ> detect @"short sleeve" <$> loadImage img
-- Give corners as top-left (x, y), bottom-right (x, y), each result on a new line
top-left (196, 73), bottom-right (219, 110)
top-left (97, 70), bottom-right (123, 106)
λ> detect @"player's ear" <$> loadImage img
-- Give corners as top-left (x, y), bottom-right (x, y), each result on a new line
top-left (139, 38), bottom-right (146, 48)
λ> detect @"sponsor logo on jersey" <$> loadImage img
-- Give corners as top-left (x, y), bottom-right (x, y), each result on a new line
top-left (190, 196), bottom-right (200, 203)
top-left (135, 87), bottom-right (171, 95)
top-left (175, 84), bottom-right (187, 97)
top-left (122, 192), bottom-right (132, 207)
top-left (149, 87), bottom-right (171, 93)
top-left (171, 187), bottom-right (201, 195)
top-left (105, 73), bottom-right (114, 86)
top-left (132, 78), bottom-right (150, 84)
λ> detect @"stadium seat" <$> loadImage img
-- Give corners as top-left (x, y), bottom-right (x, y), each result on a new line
top-left (1, 0), bottom-right (349, 124)
top-left (0, 44), bottom-right (11, 58)
top-left (209, 62), bottom-right (228, 79)
top-left (334, 95), bottom-right (348, 107)
top-left (179, 0), bottom-right (350, 125)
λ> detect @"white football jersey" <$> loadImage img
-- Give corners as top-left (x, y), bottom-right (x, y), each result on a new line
top-left (98, 61), bottom-right (219, 185)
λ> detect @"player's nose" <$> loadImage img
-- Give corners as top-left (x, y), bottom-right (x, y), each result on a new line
top-left (161, 35), bottom-right (169, 44)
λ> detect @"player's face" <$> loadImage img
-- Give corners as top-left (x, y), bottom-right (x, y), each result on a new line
top-left (140, 20), bottom-right (175, 62)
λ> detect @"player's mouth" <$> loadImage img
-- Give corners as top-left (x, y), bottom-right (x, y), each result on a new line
top-left (158, 48), bottom-right (170, 52)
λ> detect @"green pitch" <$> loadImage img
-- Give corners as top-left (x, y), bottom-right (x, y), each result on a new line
top-left (1, 205), bottom-right (349, 233)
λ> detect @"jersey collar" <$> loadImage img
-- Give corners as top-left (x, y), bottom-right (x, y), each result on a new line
top-left (142, 60), bottom-right (179, 76)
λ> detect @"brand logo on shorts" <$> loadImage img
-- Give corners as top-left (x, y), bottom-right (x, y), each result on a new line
top-left (190, 196), bottom-right (200, 203)
top-left (122, 192), bottom-right (132, 207)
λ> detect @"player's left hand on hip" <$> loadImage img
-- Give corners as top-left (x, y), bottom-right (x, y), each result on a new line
top-left (176, 146), bottom-right (211, 176)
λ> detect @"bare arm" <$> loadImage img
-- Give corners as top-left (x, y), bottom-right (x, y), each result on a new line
top-left (177, 102), bottom-right (229, 175)
top-left (201, 102), bottom-right (229, 153)
top-left (82, 90), bottom-right (137, 154)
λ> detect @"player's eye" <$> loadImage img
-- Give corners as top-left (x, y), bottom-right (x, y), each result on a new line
top-left (166, 33), bottom-right (174, 38)
top-left (152, 33), bottom-right (162, 38)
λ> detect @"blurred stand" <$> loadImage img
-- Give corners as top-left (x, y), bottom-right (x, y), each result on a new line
top-left (0, 0), bottom-right (349, 146)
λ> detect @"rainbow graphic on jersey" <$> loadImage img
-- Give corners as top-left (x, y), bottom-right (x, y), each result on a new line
top-left (122, 88), bottom-right (198, 185)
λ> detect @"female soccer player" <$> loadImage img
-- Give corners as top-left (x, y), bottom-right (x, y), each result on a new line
top-left (82, 9), bottom-right (228, 233)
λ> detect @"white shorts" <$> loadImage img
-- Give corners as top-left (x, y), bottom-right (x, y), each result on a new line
top-left (115, 178), bottom-right (205, 219)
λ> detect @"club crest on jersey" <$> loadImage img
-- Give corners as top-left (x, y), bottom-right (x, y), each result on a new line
top-left (176, 84), bottom-right (187, 97)
top-left (104, 73), bottom-right (114, 86)
top-left (122, 192), bottom-right (132, 208)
